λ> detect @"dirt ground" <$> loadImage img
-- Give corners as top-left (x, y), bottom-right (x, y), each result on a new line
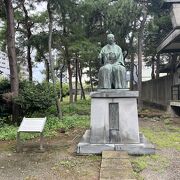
top-left (0, 110), bottom-right (180, 180)
top-left (0, 128), bottom-right (101, 180)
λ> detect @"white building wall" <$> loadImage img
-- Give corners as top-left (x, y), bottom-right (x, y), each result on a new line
top-left (0, 51), bottom-right (10, 78)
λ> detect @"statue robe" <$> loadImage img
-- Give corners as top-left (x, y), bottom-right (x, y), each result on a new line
top-left (98, 43), bottom-right (126, 89)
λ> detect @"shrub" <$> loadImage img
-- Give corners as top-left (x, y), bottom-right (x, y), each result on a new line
top-left (0, 78), bottom-right (11, 94)
top-left (55, 83), bottom-right (69, 97)
top-left (15, 81), bottom-right (56, 116)
top-left (0, 79), bottom-right (11, 121)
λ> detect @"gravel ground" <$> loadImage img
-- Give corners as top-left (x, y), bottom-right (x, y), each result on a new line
top-left (141, 148), bottom-right (180, 180)
top-left (138, 112), bottom-right (180, 180)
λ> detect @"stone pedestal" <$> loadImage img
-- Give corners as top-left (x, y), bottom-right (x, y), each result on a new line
top-left (77, 90), bottom-right (155, 155)
top-left (90, 90), bottom-right (139, 144)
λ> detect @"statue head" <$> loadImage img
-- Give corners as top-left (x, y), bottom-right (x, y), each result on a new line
top-left (107, 34), bottom-right (115, 45)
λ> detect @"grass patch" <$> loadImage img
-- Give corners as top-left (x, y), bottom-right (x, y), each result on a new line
top-left (149, 154), bottom-right (169, 172)
top-left (0, 125), bottom-right (40, 140)
top-left (141, 127), bottom-right (180, 150)
top-left (131, 154), bottom-right (169, 174)
top-left (131, 156), bottom-right (149, 173)
top-left (58, 159), bottom-right (79, 168)
top-left (0, 125), bottom-right (18, 140)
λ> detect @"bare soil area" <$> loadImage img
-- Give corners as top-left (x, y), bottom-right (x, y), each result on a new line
top-left (0, 128), bottom-right (101, 180)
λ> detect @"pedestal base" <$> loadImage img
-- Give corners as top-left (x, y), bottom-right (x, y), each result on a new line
top-left (90, 90), bottom-right (140, 144)
top-left (77, 130), bottom-right (155, 155)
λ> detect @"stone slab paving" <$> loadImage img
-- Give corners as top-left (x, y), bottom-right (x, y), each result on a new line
top-left (100, 151), bottom-right (135, 180)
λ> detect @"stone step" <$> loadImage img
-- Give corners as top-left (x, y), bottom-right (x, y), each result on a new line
top-left (100, 151), bottom-right (135, 180)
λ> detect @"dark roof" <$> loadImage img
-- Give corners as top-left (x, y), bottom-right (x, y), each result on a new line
top-left (157, 29), bottom-right (180, 53)
top-left (162, 0), bottom-right (180, 8)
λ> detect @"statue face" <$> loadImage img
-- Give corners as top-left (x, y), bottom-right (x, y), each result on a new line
top-left (107, 35), bottom-right (115, 45)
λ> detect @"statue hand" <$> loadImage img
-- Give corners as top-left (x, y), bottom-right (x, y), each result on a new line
top-left (118, 62), bottom-right (125, 67)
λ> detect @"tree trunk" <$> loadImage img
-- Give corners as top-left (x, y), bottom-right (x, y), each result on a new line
top-left (138, 5), bottom-right (147, 110)
top-left (130, 53), bottom-right (135, 90)
top-left (67, 58), bottom-right (73, 103)
top-left (74, 54), bottom-right (78, 102)
top-left (78, 62), bottom-right (86, 100)
top-left (151, 56), bottom-right (155, 79)
top-left (47, 2), bottom-right (62, 118)
top-left (129, 21), bottom-right (136, 90)
top-left (89, 61), bottom-right (94, 91)
top-left (4, 0), bottom-right (19, 95)
top-left (27, 44), bottom-right (32, 81)
top-left (44, 58), bottom-right (50, 82)
top-left (60, 71), bottom-right (63, 102)
top-left (4, 0), bottom-right (19, 123)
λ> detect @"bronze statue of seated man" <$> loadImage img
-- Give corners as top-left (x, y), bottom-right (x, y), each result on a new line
top-left (98, 34), bottom-right (126, 89)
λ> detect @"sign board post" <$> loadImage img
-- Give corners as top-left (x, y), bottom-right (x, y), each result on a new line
top-left (17, 117), bottom-right (47, 152)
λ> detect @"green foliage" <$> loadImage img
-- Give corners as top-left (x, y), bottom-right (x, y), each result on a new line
top-left (30, 32), bottom-right (49, 62)
top-left (45, 115), bottom-right (89, 136)
top-left (0, 24), bottom-right (6, 50)
top-left (62, 115), bottom-right (90, 129)
top-left (107, 0), bottom-right (140, 47)
top-left (15, 81), bottom-right (56, 116)
top-left (0, 124), bottom-right (41, 140)
top-left (0, 114), bottom-right (89, 140)
top-left (131, 156), bottom-right (148, 173)
top-left (144, 0), bottom-right (172, 69)
top-left (0, 95), bottom-right (90, 140)
top-left (0, 78), bottom-right (11, 119)
top-left (0, 125), bottom-right (18, 140)
top-left (0, 97), bottom-right (90, 140)
top-left (62, 98), bottom-right (91, 115)
top-left (55, 83), bottom-right (69, 97)
top-left (0, 78), bottom-right (11, 93)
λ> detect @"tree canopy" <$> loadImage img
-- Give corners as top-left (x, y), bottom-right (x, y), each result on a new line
top-left (0, 0), bottom-right (175, 115)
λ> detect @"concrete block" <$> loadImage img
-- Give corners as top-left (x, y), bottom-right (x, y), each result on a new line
top-left (77, 130), bottom-right (155, 155)
top-left (101, 159), bottom-right (132, 169)
top-left (102, 151), bottom-right (129, 159)
top-left (90, 90), bottom-right (139, 98)
top-left (100, 168), bottom-right (134, 179)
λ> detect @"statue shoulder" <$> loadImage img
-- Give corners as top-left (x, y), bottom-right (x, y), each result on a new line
top-left (115, 44), bottom-right (122, 50)
top-left (115, 45), bottom-right (123, 53)
top-left (100, 45), bottom-right (108, 53)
